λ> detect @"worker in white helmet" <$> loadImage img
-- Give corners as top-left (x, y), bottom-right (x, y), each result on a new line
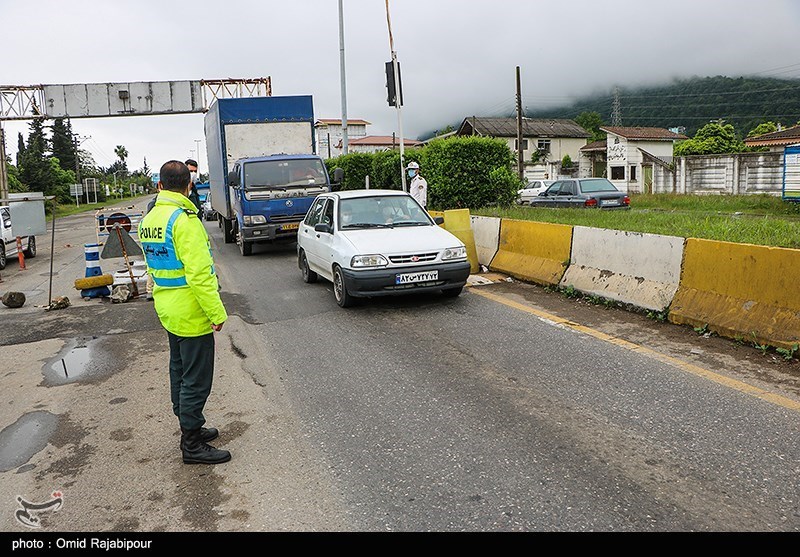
top-left (406, 161), bottom-right (428, 209)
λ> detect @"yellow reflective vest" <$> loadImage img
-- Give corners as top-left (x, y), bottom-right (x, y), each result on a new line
top-left (138, 190), bottom-right (227, 337)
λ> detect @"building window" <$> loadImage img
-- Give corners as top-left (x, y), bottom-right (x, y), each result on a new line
top-left (611, 166), bottom-right (625, 180)
top-left (515, 139), bottom-right (529, 151)
top-left (630, 166), bottom-right (637, 181)
top-left (537, 139), bottom-right (551, 153)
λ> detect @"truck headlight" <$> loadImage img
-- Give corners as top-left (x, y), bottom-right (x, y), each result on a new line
top-left (442, 246), bottom-right (467, 260)
top-left (243, 215), bottom-right (267, 226)
top-left (351, 255), bottom-right (388, 268)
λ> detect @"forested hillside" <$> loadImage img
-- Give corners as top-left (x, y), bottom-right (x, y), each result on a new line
top-left (528, 76), bottom-right (800, 138)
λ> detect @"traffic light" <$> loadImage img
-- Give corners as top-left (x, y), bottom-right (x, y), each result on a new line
top-left (386, 61), bottom-right (404, 107)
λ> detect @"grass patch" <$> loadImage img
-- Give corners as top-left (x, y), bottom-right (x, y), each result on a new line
top-left (476, 194), bottom-right (800, 249)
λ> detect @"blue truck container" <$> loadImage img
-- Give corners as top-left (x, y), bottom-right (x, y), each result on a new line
top-left (205, 96), bottom-right (332, 256)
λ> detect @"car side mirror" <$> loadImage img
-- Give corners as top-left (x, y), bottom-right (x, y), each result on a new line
top-left (433, 216), bottom-right (444, 225)
top-left (314, 223), bottom-right (333, 234)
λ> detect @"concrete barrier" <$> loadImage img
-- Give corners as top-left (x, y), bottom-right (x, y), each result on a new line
top-left (669, 238), bottom-right (800, 349)
top-left (441, 209), bottom-right (479, 273)
top-left (489, 219), bottom-right (573, 286)
top-left (560, 227), bottom-right (684, 312)
top-left (470, 216), bottom-right (501, 268)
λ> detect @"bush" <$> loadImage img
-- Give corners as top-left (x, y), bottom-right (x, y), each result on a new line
top-left (324, 137), bottom-right (520, 209)
top-left (424, 136), bottom-right (521, 210)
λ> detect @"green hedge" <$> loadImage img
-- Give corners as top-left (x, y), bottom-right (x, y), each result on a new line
top-left (324, 137), bottom-right (520, 209)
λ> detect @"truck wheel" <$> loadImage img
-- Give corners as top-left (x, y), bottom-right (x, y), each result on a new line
top-left (299, 250), bottom-right (317, 283)
top-left (333, 265), bottom-right (354, 308)
top-left (24, 236), bottom-right (36, 258)
top-left (237, 226), bottom-right (252, 256)
top-left (0, 244), bottom-right (6, 270)
top-left (223, 218), bottom-right (234, 244)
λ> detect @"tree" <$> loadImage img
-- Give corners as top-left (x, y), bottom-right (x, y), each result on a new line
top-left (674, 121), bottom-right (746, 156)
top-left (50, 118), bottom-right (77, 173)
top-left (114, 145), bottom-right (129, 174)
top-left (18, 114), bottom-right (51, 192)
top-left (747, 122), bottom-right (779, 138)
top-left (16, 133), bottom-right (25, 166)
top-left (575, 111), bottom-right (607, 143)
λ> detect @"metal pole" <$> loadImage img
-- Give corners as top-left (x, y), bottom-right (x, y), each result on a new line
top-left (516, 66), bottom-right (525, 182)
top-left (385, 0), bottom-right (406, 192)
top-left (194, 139), bottom-right (202, 168)
top-left (338, 0), bottom-right (349, 155)
top-left (48, 198), bottom-right (56, 305)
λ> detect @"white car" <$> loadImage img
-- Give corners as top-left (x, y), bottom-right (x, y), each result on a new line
top-left (518, 179), bottom-right (554, 205)
top-left (0, 205), bottom-right (37, 270)
top-left (297, 190), bottom-right (471, 308)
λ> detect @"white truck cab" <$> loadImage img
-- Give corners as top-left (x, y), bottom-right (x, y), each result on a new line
top-left (0, 205), bottom-right (37, 270)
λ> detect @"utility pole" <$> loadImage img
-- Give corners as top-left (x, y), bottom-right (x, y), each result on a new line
top-left (338, 0), bottom-right (349, 155)
top-left (516, 66), bottom-right (524, 182)
top-left (385, 0), bottom-right (406, 192)
top-left (0, 126), bottom-right (8, 203)
top-left (194, 139), bottom-right (202, 168)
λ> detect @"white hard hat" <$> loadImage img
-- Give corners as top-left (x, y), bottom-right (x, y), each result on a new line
top-left (406, 161), bottom-right (420, 170)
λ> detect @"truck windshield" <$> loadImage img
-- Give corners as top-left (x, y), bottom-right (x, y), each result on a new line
top-left (243, 159), bottom-right (328, 190)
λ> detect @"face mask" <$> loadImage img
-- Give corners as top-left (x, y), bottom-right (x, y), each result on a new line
top-left (408, 170), bottom-right (417, 178)
top-left (190, 172), bottom-right (198, 183)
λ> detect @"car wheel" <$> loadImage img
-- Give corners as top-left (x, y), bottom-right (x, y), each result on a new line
top-left (299, 250), bottom-right (317, 283)
top-left (24, 236), bottom-right (36, 258)
top-left (333, 265), bottom-right (354, 308)
top-left (441, 286), bottom-right (463, 298)
top-left (0, 244), bottom-right (6, 270)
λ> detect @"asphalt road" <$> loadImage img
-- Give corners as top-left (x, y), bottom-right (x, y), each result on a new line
top-left (1, 197), bottom-right (799, 532)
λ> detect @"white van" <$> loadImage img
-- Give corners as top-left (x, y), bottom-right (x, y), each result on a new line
top-left (0, 205), bottom-right (37, 269)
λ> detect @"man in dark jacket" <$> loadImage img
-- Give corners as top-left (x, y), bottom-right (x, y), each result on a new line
top-left (185, 159), bottom-right (202, 211)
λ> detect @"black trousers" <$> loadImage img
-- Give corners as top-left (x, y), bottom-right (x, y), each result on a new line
top-left (167, 332), bottom-right (215, 431)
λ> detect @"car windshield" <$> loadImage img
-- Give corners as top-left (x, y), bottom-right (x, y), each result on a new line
top-left (339, 195), bottom-right (433, 230)
top-left (243, 159), bottom-right (328, 190)
top-left (579, 179), bottom-right (619, 193)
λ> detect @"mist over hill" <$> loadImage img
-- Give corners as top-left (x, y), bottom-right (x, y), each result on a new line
top-left (425, 76), bottom-right (800, 140)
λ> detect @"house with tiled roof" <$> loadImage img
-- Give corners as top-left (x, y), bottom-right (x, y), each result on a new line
top-left (315, 118), bottom-right (371, 158)
top-left (345, 135), bottom-right (424, 154)
top-left (456, 116), bottom-right (590, 180)
top-left (744, 125), bottom-right (800, 152)
top-left (596, 126), bottom-right (688, 193)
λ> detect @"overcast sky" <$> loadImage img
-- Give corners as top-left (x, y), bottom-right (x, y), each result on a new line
top-left (2, 0), bottom-right (799, 177)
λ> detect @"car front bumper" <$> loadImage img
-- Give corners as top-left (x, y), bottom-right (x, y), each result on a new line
top-left (341, 261), bottom-right (471, 298)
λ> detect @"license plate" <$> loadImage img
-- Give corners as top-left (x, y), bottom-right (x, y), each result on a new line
top-left (281, 222), bottom-right (300, 231)
top-left (396, 270), bottom-right (439, 285)
top-left (601, 199), bottom-right (619, 206)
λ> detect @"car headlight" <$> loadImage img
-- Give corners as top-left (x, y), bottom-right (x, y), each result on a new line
top-left (351, 254), bottom-right (388, 268)
top-left (243, 215), bottom-right (267, 226)
top-left (442, 246), bottom-right (467, 260)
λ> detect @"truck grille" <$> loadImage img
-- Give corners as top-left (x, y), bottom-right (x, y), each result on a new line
top-left (270, 213), bottom-right (308, 222)
top-left (389, 252), bottom-right (439, 264)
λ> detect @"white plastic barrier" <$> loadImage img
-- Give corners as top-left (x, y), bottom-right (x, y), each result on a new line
top-left (470, 216), bottom-right (501, 268)
top-left (560, 226), bottom-right (685, 312)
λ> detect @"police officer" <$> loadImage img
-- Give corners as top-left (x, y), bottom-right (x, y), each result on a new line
top-left (406, 161), bottom-right (428, 209)
top-left (138, 160), bottom-right (230, 465)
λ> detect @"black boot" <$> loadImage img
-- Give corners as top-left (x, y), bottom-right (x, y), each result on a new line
top-left (181, 428), bottom-right (231, 465)
top-left (180, 427), bottom-right (219, 450)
